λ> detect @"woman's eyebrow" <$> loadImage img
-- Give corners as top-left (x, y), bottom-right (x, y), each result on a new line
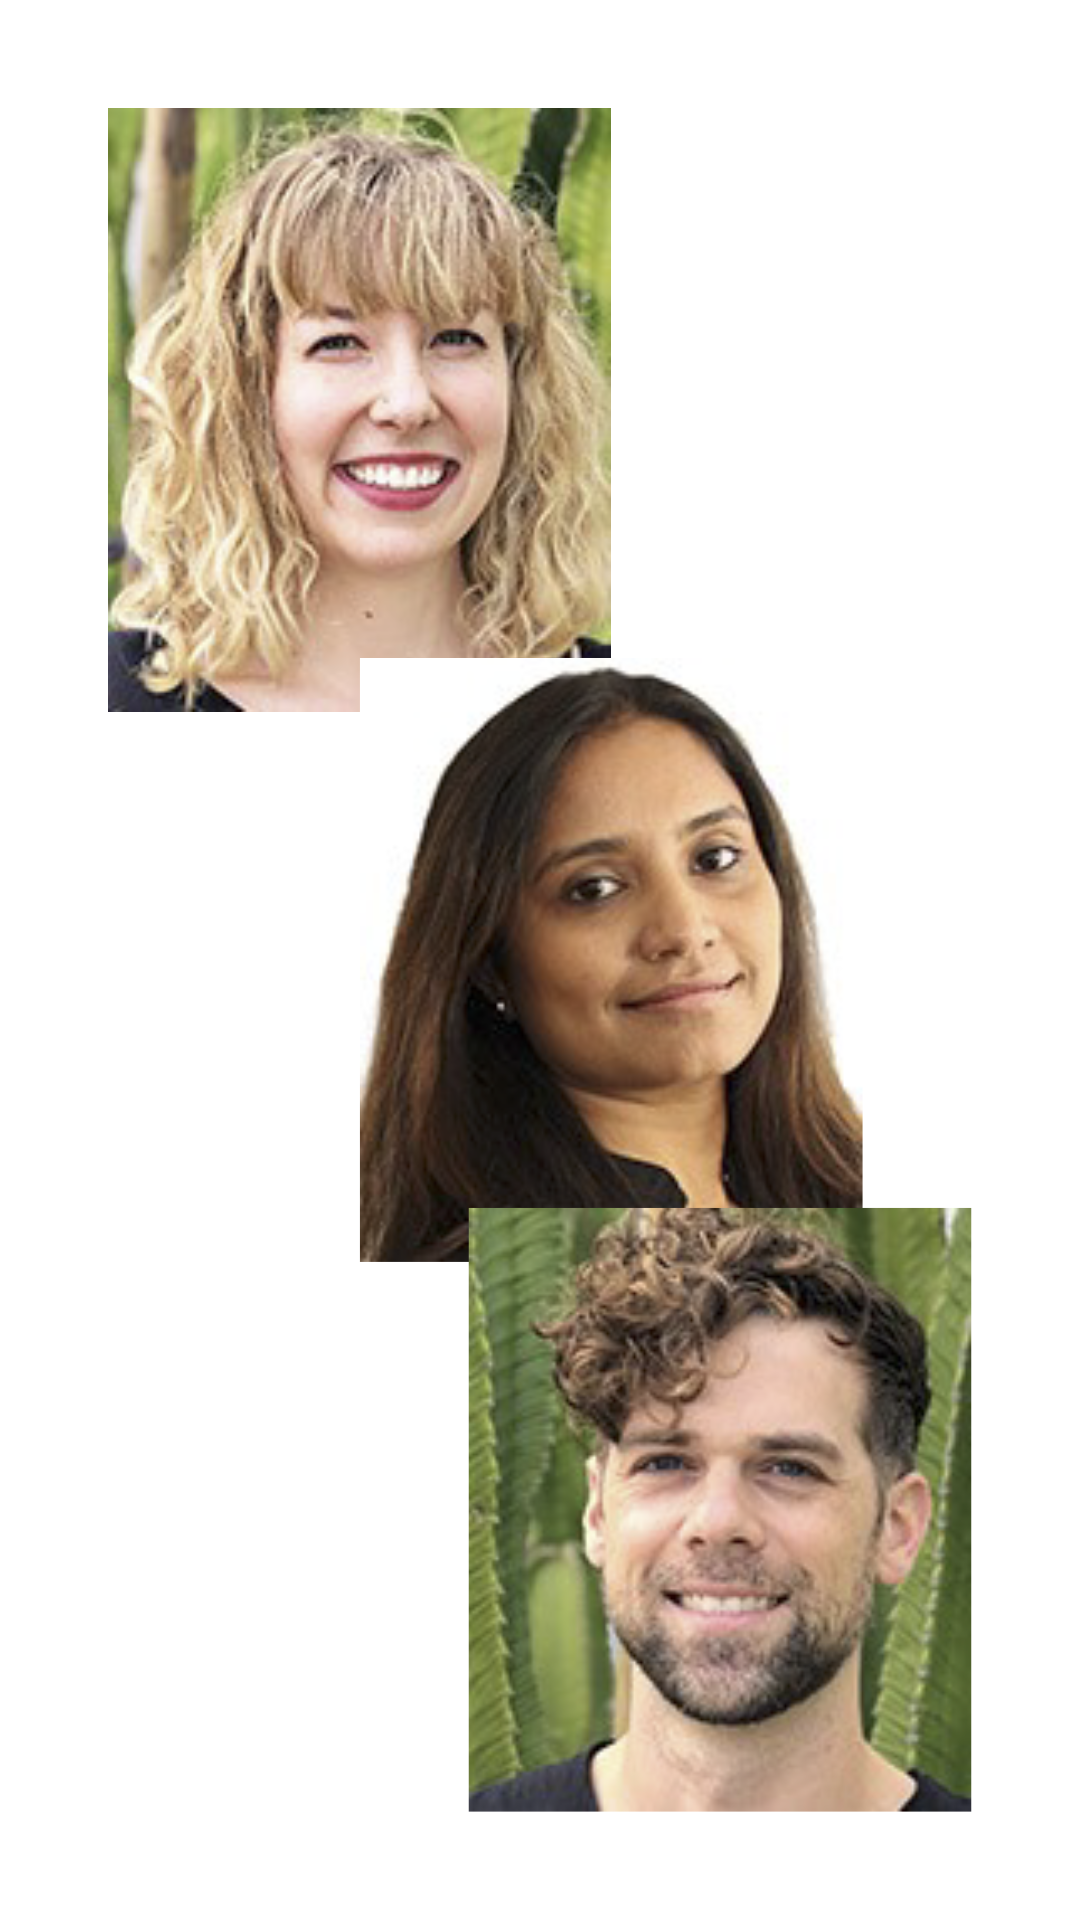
top-left (532, 806), bottom-right (750, 883)
top-left (299, 305), bottom-right (357, 323)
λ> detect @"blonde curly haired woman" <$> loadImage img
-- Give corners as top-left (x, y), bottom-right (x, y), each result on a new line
top-left (109, 127), bottom-right (610, 710)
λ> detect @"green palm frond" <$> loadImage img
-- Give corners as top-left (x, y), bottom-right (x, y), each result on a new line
top-left (445, 108), bottom-right (532, 190)
top-left (469, 1257), bottom-right (519, 1787)
top-left (470, 1207), bottom-right (573, 1778)
top-left (871, 1210), bottom-right (971, 1794)
top-left (558, 107), bottom-right (611, 372)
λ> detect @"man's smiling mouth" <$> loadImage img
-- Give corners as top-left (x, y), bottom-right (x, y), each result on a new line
top-left (668, 1591), bottom-right (787, 1615)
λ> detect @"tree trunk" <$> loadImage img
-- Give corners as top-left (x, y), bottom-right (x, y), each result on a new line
top-left (136, 108), bottom-right (196, 325)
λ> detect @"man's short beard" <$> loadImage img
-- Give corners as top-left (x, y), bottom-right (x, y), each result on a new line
top-left (606, 1561), bottom-right (878, 1728)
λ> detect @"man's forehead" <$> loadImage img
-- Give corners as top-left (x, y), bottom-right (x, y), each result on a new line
top-left (616, 1317), bottom-right (868, 1451)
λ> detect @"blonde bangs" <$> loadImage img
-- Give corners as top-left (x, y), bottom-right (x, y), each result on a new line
top-left (114, 128), bottom-right (608, 689)
top-left (257, 141), bottom-right (531, 333)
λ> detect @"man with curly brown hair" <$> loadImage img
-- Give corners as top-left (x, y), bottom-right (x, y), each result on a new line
top-left (471, 1209), bottom-right (970, 1811)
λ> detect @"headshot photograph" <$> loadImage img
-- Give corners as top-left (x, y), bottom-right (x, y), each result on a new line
top-left (70, 33), bottom-right (1066, 1888)
top-left (358, 666), bottom-right (862, 1261)
top-left (108, 108), bottom-right (610, 710)
top-left (469, 1205), bottom-right (971, 1813)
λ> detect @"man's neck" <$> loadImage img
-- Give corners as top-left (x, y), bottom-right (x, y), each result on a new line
top-left (593, 1665), bottom-right (915, 1812)
top-left (568, 1078), bottom-right (729, 1206)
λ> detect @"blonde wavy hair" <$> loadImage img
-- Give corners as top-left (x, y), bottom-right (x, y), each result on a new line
top-left (113, 126), bottom-right (609, 694)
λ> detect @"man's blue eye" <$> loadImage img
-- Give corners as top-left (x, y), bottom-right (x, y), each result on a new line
top-left (638, 1454), bottom-right (688, 1473)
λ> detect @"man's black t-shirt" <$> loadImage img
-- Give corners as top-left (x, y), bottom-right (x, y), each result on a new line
top-left (469, 1744), bottom-right (971, 1811)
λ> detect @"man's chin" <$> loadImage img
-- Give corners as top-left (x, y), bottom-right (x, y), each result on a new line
top-left (616, 1609), bottom-right (861, 1727)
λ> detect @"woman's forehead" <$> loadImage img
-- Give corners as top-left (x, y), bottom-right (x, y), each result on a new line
top-left (265, 169), bottom-right (520, 325)
top-left (538, 719), bottom-right (747, 843)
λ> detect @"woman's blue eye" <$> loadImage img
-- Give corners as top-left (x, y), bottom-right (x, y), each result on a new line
top-left (307, 327), bottom-right (484, 356)
top-left (434, 327), bottom-right (486, 348)
top-left (310, 333), bottom-right (363, 355)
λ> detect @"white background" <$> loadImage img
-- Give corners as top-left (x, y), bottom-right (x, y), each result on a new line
top-left (4, 25), bottom-right (1078, 1909)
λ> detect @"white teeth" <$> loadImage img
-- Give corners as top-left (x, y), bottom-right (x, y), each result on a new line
top-left (344, 461), bottom-right (447, 490)
top-left (677, 1593), bottom-right (777, 1615)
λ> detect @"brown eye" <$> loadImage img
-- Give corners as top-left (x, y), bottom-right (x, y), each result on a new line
top-left (694, 844), bottom-right (740, 875)
top-left (565, 874), bottom-right (623, 905)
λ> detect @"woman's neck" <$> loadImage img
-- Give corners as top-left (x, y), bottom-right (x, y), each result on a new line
top-left (211, 558), bottom-right (471, 709)
top-left (568, 1078), bottom-right (730, 1205)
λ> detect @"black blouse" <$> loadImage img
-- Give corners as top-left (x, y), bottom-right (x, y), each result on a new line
top-left (607, 1153), bottom-right (686, 1201)
top-left (108, 629), bottom-right (611, 709)
top-left (431, 1154), bottom-right (686, 1260)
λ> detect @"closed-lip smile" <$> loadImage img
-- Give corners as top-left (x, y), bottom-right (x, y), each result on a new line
top-left (623, 974), bottom-right (742, 1010)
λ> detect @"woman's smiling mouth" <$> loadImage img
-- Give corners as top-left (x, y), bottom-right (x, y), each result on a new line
top-left (332, 456), bottom-right (460, 510)
top-left (623, 974), bottom-right (744, 1012)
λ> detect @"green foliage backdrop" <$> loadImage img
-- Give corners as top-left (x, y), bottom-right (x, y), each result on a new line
top-left (108, 108), bottom-right (610, 606)
top-left (469, 1207), bottom-right (971, 1799)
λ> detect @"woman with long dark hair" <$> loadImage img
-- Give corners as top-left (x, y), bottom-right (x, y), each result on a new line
top-left (358, 670), bottom-right (861, 1259)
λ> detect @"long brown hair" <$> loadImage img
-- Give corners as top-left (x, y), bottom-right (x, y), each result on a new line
top-left (358, 672), bottom-right (861, 1259)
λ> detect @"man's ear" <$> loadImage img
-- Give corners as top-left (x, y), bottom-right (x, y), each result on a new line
top-left (583, 1452), bottom-right (607, 1570)
top-left (874, 1471), bottom-right (933, 1588)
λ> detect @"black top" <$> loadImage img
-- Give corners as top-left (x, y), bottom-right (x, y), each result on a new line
top-left (430, 1155), bottom-right (682, 1261)
top-left (469, 1744), bottom-right (971, 1811)
top-left (608, 1152), bottom-right (686, 1201)
top-left (108, 631), bottom-right (239, 710)
top-left (108, 629), bottom-right (611, 709)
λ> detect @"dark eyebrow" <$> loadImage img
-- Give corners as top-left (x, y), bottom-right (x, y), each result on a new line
top-left (619, 1426), bottom-right (695, 1452)
top-left (751, 1431), bottom-right (846, 1467)
top-left (532, 805), bottom-right (750, 885)
top-left (617, 1427), bottom-right (847, 1466)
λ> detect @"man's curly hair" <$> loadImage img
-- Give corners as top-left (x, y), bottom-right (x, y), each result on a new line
top-left (539, 1210), bottom-right (930, 1478)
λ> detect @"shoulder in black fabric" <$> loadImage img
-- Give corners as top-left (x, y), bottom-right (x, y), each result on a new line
top-left (469, 1747), bottom-right (601, 1811)
top-left (902, 1771), bottom-right (971, 1811)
